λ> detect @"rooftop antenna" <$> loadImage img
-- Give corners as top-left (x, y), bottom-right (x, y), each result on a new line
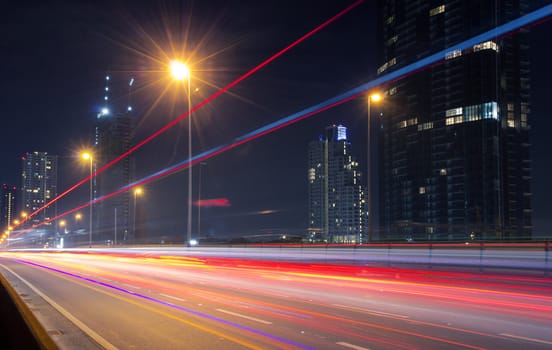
top-left (98, 74), bottom-right (111, 118)
top-left (127, 77), bottom-right (134, 113)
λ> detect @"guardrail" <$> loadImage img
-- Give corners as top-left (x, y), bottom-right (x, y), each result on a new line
top-left (0, 273), bottom-right (57, 349)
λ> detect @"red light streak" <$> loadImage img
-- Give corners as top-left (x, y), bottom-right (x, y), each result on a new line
top-left (195, 198), bottom-right (231, 207)
top-left (14, 251), bottom-right (536, 349)
top-left (16, 0), bottom-right (364, 232)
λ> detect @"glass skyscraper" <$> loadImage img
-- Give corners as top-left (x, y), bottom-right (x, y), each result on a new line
top-left (376, 0), bottom-right (531, 241)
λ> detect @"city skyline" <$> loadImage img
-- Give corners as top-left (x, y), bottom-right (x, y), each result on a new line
top-left (1, 1), bottom-right (551, 240)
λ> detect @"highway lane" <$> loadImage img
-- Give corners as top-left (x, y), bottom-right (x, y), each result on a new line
top-left (0, 251), bottom-right (551, 349)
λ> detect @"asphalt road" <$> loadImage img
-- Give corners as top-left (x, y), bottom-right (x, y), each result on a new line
top-left (0, 250), bottom-right (551, 349)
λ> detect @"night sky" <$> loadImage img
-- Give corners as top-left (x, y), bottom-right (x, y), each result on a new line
top-left (1, 1), bottom-right (551, 239)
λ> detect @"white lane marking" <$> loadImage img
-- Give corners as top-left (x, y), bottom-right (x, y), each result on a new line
top-left (336, 341), bottom-right (371, 350)
top-left (333, 304), bottom-right (408, 318)
top-left (500, 333), bottom-right (552, 346)
top-left (216, 308), bottom-right (272, 325)
top-left (159, 293), bottom-right (186, 302)
top-left (0, 264), bottom-right (118, 350)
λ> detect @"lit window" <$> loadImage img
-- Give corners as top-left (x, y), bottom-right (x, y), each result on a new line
top-left (521, 103), bottom-right (529, 113)
top-left (397, 118), bottom-right (418, 129)
top-left (440, 169), bottom-right (447, 176)
top-left (337, 125), bottom-right (347, 141)
top-left (446, 107), bottom-right (463, 117)
top-left (473, 41), bottom-right (499, 52)
top-left (308, 168), bottom-right (316, 183)
top-left (377, 57), bottom-right (397, 74)
top-left (507, 120), bottom-right (515, 128)
top-left (445, 50), bottom-right (462, 60)
top-left (482, 102), bottom-right (498, 120)
top-left (418, 122), bottom-right (433, 131)
top-left (387, 35), bottom-right (398, 45)
top-left (507, 103), bottom-right (514, 111)
top-left (429, 5), bottom-right (445, 16)
top-left (419, 187), bottom-right (426, 194)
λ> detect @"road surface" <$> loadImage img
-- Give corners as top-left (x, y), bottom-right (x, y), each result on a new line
top-left (0, 250), bottom-right (551, 349)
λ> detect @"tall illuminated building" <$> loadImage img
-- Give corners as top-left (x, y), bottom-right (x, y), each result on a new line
top-left (308, 125), bottom-right (367, 243)
top-left (20, 152), bottom-right (58, 230)
top-left (375, 0), bottom-right (531, 240)
top-left (93, 75), bottom-right (135, 243)
top-left (1, 184), bottom-right (17, 230)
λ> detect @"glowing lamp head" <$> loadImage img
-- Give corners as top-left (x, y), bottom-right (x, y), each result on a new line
top-left (170, 60), bottom-right (190, 80)
top-left (101, 107), bottom-right (110, 116)
top-left (134, 187), bottom-right (143, 196)
top-left (369, 93), bottom-right (382, 103)
top-left (82, 152), bottom-right (92, 161)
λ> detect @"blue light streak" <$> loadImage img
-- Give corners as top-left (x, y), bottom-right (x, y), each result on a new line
top-left (122, 4), bottom-right (552, 193)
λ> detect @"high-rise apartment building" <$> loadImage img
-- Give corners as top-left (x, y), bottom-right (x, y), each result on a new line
top-left (1, 184), bottom-right (17, 230)
top-left (93, 75), bottom-right (135, 243)
top-left (20, 152), bottom-right (58, 230)
top-left (308, 125), bottom-right (367, 243)
top-left (375, 0), bottom-right (531, 241)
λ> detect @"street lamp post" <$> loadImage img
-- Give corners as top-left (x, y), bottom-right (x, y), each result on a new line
top-left (82, 152), bottom-right (93, 248)
top-left (197, 162), bottom-right (206, 239)
top-left (133, 187), bottom-right (143, 242)
top-left (170, 60), bottom-right (193, 247)
top-left (367, 93), bottom-right (382, 243)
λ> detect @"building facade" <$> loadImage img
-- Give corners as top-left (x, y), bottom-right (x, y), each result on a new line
top-left (376, 0), bottom-right (531, 241)
top-left (308, 125), bottom-right (367, 243)
top-left (20, 152), bottom-right (58, 231)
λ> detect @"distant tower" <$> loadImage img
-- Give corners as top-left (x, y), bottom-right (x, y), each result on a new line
top-left (94, 75), bottom-right (136, 244)
top-left (308, 125), bottom-right (367, 243)
top-left (20, 152), bottom-right (58, 231)
top-left (1, 184), bottom-right (17, 230)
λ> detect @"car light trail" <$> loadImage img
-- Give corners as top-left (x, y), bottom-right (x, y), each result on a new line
top-left (16, 0), bottom-right (364, 230)
top-left (14, 3), bottom-right (552, 237)
top-left (11, 251), bottom-right (547, 349)
top-left (16, 258), bottom-right (316, 350)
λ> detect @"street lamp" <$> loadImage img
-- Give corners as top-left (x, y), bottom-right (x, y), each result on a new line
top-left (197, 162), bottom-right (207, 239)
top-left (82, 152), bottom-right (93, 248)
top-left (170, 59), bottom-right (193, 247)
top-left (6, 227), bottom-right (11, 248)
top-left (59, 220), bottom-right (67, 234)
top-left (367, 92), bottom-right (382, 243)
top-left (133, 187), bottom-right (143, 241)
